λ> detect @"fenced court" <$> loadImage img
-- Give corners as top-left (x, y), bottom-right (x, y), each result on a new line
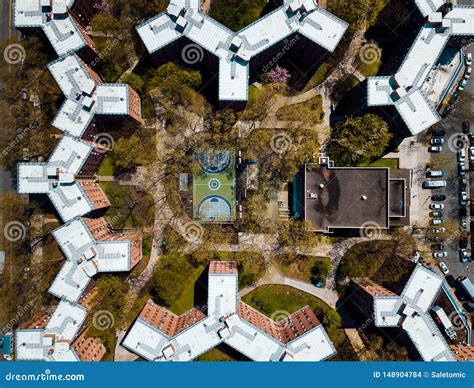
top-left (193, 150), bottom-right (236, 222)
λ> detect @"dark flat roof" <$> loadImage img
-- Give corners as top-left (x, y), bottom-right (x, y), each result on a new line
top-left (304, 164), bottom-right (389, 231)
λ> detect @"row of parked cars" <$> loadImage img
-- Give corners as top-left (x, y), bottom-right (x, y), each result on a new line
top-left (423, 125), bottom-right (472, 264)
top-left (458, 52), bottom-right (472, 92)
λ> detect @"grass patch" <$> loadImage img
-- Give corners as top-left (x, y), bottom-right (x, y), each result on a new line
top-left (277, 256), bottom-right (331, 283)
top-left (275, 95), bottom-right (324, 126)
top-left (168, 264), bottom-right (207, 314)
top-left (196, 347), bottom-right (236, 361)
top-left (302, 63), bottom-right (330, 92)
top-left (247, 84), bottom-right (262, 107)
top-left (98, 157), bottom-right (115, 176)
top-left (359, 158), bottom-right (398, 169)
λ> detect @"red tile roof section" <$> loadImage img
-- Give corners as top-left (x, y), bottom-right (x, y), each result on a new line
top-left (209, 261), bottom-right (238, 275)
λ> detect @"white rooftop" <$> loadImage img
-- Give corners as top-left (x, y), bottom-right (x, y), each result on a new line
top-left (123, 263), bottom-right (336, 362)
top-left (366, 3), bottom-right (474, 134)
top-left (14, 0), bottom-right (86, 56)
top-left (136, 0), bottom-right (348, 101)
top-left (47, 54), bottom-right (134, 137)
top-left (17, 136), bottom-right (95, 222)
top-left (15, 300), bottom-right (86, 361)
top-left (50, 218), bottom-right (131, 302)
top-left (372, 265), bottom-right (454, 361)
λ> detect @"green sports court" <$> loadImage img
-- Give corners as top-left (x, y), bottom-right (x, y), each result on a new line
top-left (193, 150), bottom-right (236, 222)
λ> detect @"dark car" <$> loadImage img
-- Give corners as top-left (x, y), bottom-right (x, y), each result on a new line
top-left (460, 238), bottom-right (468, 249)
top-left (462, 120), bottom-right (470, 134)
top-left (463, 302), bottom-right (474, 313)
top-left (433, 129), bottom-right (446, 137)
top-left (431, 194), bottom-right (446, 201)
top-left (460, 207), bottom-right (468, 218)
top-left (445, 275), bottom-right (457, 287)
top-left (432, 243), bottom-right (446, 250)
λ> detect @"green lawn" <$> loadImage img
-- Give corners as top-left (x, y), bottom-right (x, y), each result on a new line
top-left (168, 264), bottom-right (207, 314)
top-left (275, 95), bottom-right (324, 126)
top-left (196, 346), bottom-right (237, 362)
top-left (98, 157), bottom-right (115, 176)
top-left (359, 158), bottom-right (398, 169)
top-left (242, 284), bottom-right (330, 317)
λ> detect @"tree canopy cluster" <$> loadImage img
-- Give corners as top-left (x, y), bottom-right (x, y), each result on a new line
top-left (209, 0), bottom-right (268, 32)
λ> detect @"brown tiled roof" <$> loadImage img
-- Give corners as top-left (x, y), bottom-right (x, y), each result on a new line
top-left (450, 345), bottom-right (474, 361)
top-left (21, 308), bottom-right (54, 330)
top-left (72, 331), bottom-right (106, 362)
top-left (237, 302), bottom-right (321, 344)
top-left (139, 300), bottom-right (205, 336)
top-left (209, 261), bottom-right (238, 275)
top-left (352, 278), bottom-right (397, 297)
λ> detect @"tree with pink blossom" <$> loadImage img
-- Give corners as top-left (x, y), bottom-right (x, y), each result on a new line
top-left (267, 65), bottom-right (291, 84)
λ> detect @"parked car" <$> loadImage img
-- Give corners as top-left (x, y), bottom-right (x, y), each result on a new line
top-left (430, 211), bottom-right (443, 217)
top-left (460, 207), bottom-right (468, 218)
top-left (433, 129), bottom-right (446, 137)
top-left (463, 302), bottom-right (474, 313)
top-left (466, 52), bottom-right (472, 66)
top-left (438, 262), bottom-right (449, 275)
top-left (458, 162), bottom-right (466, 177)
top-left (445, 275), bottom-right (456, 287)
top-left (426, 170), bottom-right (444, 177)
top-left (433, 251), bottom-right (448, 259)
top-left (423, 180), bottom-right (447, 188)
top-left (460, 249), bottom-right (470, 263)
top-left (469, 147), bottom-right (474, 161)
top-left (431, 218), bottom-right (444, 225)
top-left (430, 137), bottom-right (445, 145)
top-left (429, 146), bottom-right (443, 153)
top-left (433, 227), bottom-right (446, 233)
top-left (460, 217), bottom-right (468, 230)
top-left (459, 177), bottom-right (468, 190)
top-left (460, 79), bottom-right (468, 90)
top-left (460, 191), bottom-right (467, 206)
top-left (432, 243), bottom-right (446, 250)
top-left (458, 148), bottom-right (466, 162)
top-left (465, 67), bottom-right (472, 79)
top-left (431, 194), bottom-right (446, 201)
top-left (463, 120), bottom-right (471, 134)
top-left (459, 238), bottom-right (468, 249)
top-left (430, 203), bottom-right (444, 210)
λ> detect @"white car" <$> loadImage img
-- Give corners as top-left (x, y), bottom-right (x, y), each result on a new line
top-left (433, 227), bottom-right (446, 233)
top-left (429, 146), bottom-right (442, 152)
top-left (430, 203), bottom-right (444, 210)
top-left (423, 180), bottom-right (447, 188)
top-left (466, 53), bottom-right (472, 66)
top-left (458, 148), bottom-right (466, 162)
top-left (433, 251), bottom-right (447, 259)
top-left (469, 147), bottom-right (474, 161)
top-left (465, 67), bottom-right (472, 79)
top-left (430, 138), bottom-right (445, 145)
top-left (438, 261), bottom-right (449, 275)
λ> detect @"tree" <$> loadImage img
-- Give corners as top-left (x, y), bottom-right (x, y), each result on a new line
top-left (122, 73), bottom-right (144, 93)
top-left (328, 114), bottom-right (392, 166)
top-left (267, 65), bottom-right (291, 84)
top-left (209, 0), bottom-right (267, 31)
top-left (329, 0), bottom-right (387, 32)
top-left (112, 133), bottom-right (152, 170)
top-left (323, 309), bottom-right (342, 329)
